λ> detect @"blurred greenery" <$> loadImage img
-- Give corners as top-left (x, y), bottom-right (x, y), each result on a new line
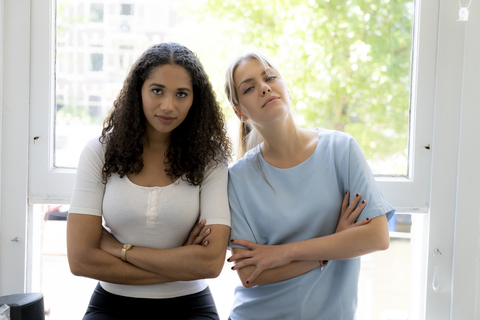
top-left (184, 0), bottom-right (413, 175)
top-left (55, 0), bottom-right (413, 174)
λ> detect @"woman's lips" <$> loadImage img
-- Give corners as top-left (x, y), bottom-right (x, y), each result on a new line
top-left (156, 115), bottom-right (176, 124)
top-left (262, 96), bottom-right (279, 107)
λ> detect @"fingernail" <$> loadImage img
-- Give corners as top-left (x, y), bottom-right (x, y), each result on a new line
top-left (230, 239), bottom-right (234, 243)
top-left (227, 258), bottom-right (230, 262)
top-left (246, 281), bottom-right (249, 284)
top-left (205, 228), bottom-right (211, 235)
top-left (345, 191), bottom-right (348, 195)
top-left (362, 200), bottom-right (366, 204)
top-left (366, 217), bottom-right (370, 221)
top-left (203, 241), bottom-right (209, 246)
top-left (356, 193), bottom-right (359, 197)
top-left (231, 266), bottom-right (234, 270)
top-left (200, 219), bottom-right (206, 225)
top-left (322, 260), bottom-right (328, 264)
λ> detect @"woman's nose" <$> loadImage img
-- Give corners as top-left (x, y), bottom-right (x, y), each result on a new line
top-left (261, 83), bottom-right (272, 95)
top-left (160, 95), bottom-right (174, 112)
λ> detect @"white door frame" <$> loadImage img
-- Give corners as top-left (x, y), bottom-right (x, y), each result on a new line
top-left (0, 0), bottom-right (31, 294)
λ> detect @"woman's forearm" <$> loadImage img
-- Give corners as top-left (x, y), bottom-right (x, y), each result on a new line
top-left (67, 214), bottom-right (174, 285)
top-left (121, 225), bottom-right (231, 281)
top-left (69, 246), bottom-right (175, 285)
top-left (230, 215), bottom-right (389, 287)
top-left (235, 260), bottom-right (320, 288)
top-left (287, 214), bottom-right (389, 261)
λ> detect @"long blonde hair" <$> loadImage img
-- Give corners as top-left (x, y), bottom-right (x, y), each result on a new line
top-left (225, 53), bottom-right (281, 190)
top-left (224, 53), bottom-right (280, 160)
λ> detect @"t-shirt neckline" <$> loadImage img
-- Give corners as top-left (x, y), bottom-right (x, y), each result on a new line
top-left (256, 129), bottom-right (320, 171)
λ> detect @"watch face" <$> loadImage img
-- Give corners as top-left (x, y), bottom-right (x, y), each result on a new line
top-left (123, 244), bottom-right (132, 250)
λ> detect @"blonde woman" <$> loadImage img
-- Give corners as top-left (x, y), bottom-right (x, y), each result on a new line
top-left (225, 53), bottom-right (394, 320)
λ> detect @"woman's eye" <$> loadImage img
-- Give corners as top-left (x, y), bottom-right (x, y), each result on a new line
top-left (177, 92), bottom-right (188, 98)
top-left (244, 87), bottom-right (254, 94)
top-left (152, 88), bottom-right (162, 94)
top-left (266, 76), bottom-right (277, 81)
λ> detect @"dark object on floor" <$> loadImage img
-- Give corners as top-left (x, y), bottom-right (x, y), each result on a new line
top-left (0, 293), bottom-right (45, 320)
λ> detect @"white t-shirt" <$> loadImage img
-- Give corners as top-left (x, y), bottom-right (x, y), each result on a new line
top-left (69, 138), bottom-right (231, 298)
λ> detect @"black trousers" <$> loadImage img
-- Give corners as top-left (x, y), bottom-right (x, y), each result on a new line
top-left (83, 283), bottom-right (220, 320)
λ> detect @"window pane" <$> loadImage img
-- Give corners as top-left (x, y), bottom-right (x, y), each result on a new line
top-left (90, 3), bottom-right (104, 22)
top-left (90, 53), bottom-right (103, 71)
top-left (120, 4), bottom-right (133, 16)
top-left (55, 0), bottom-right (413, 175)
top-left (357, 214), bottom-right (412, 319)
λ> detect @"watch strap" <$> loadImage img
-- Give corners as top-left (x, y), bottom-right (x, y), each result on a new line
top-left (121, 244), bottom-right (133, 262)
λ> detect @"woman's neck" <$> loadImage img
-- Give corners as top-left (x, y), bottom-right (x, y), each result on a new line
top-left (252, 112), bottom-right (318, 169)
top-left (255, 113), bottom-right (304, 158)
top-left (142, 126), bottom-right (171, 152)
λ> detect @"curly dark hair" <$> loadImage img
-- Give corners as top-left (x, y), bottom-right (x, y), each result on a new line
top-left (100, 42), bottom-right (232, 186)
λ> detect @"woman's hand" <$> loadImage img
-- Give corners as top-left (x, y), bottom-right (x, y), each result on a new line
top-left (228, 239), bottom-right (292, 285)
top-left (99, 227), bottom-right (123, 259)
top-left (335, 191), bottom-right (371, 233)
top-left (183, 219), bottom-right (211, 247)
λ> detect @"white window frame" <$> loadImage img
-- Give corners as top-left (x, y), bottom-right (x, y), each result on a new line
top-left (28, 2), bottom-right (433, 207)
top-left (1, 0), bottom-right (480, 319)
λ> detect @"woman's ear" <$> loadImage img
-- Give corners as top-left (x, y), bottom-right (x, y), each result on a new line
top-left (233, 107), bottom-right (248, 122)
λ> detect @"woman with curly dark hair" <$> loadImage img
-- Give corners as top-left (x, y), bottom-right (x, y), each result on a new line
top-left (67, 43), bottom-right (232, 320)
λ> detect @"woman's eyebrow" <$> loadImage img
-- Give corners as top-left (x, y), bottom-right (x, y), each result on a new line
top-left (238, 70), bottom-right (267, 88)
top-left (148, 83), bottom-right (165, 88)
top-left (148, 83), bottom-right (191, 91)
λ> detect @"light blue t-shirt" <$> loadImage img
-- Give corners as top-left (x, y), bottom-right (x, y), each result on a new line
top-left (228, 129), bottom-right (395, 320)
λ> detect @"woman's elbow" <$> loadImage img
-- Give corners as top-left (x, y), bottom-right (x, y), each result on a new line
top-left (67, 256), bottom-right (85, 277)
top-left (205, 264), bottom-right (223, 279)
top-left (202, 256), bottom-right (225, 279)
top-left (378, 236), bottom-right (390, 251)
top-left (67, 250), bottom-right (94, 278)
top-left (194, 246), bottom-right (226, 279)
top-left (373, 229), bottom-right (390, 251)
top-left (370, 215), bottom-right (390, 252)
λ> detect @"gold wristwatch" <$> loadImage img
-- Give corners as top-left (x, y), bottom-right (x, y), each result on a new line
top-left (121, 244), bottom-right (133, 262)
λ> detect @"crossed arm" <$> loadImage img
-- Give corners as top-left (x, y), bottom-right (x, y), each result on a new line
top-left (67, 213), bottom-right (230, 285)
top-left (228, 191), bottom-right (390, 288)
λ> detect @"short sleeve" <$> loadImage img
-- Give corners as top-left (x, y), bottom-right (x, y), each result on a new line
top-left (199, 161), bottom-right (231, 226)
top-left (69, 138), bottom-right (106, 216)
top-left (228, 173), bottom-right (257, 249)
top-left (343, 136), bottom-right (395, 222)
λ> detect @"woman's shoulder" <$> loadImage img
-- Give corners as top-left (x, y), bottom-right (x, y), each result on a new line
top-left (316, 128), bottom-right (354, 140)
top-left (315, 128), bottom-right (357, 148)
top-left (79, 136), bottom-right (106, 161)
top-left (228, 146), bottom-right (259, 175)
top-left (203, 158), bottom-right (228, 178)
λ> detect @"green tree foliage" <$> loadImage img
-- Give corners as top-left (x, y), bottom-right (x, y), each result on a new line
top-left (200, 0), bottom-right (413, 175)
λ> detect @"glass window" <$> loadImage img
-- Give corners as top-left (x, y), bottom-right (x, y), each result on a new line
top-left (39, 1), bottom-right (418, 317)
top-left (90, 3), bottom-right (104, 22)
top-left (55, 0), bottom-right (413, 176)
top-left (120, 4), bottom-right (133, 16)
top-left (90, 53), bottom-right (103, 71)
